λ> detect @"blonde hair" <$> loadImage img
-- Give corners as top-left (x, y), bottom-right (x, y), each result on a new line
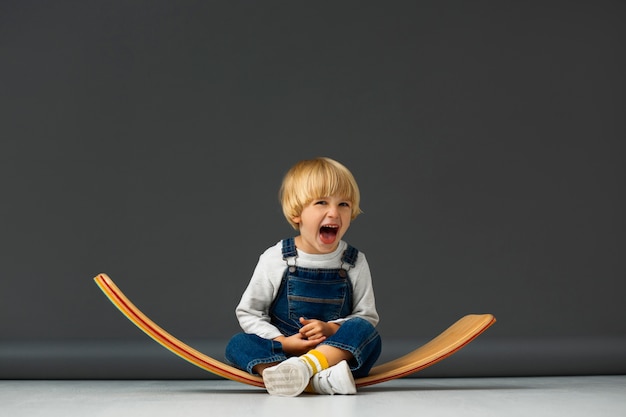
top-left (279, 157), bottom-right (362, 230)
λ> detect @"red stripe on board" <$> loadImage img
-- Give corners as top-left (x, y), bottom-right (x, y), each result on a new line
top-left (95, 274), bottom-right (495, 389)
top-left (96, 275), bottom-right (264, 387)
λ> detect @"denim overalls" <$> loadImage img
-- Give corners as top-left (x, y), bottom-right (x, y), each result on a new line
top-left (225, 238), bottom-right (382, 378)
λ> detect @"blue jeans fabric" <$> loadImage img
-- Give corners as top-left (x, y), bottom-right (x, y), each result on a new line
top-left (225, 333), bottom-right (288, 375)
top-left (225, 238), bottom-right (382, 377)
top-left (269, 261), bottom-right (354, 336)
top-left (226, 317), bottom-right (381, 378)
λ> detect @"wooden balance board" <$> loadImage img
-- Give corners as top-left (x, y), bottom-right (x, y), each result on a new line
top-left (94, 273), bottom-right (495, 388)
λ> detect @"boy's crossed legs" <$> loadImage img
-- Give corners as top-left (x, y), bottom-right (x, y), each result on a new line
top-left (255, 344), bottom-right (356, 396)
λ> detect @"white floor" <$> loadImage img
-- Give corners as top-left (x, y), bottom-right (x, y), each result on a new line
top-left (1, 376), bottom-right (625, 417)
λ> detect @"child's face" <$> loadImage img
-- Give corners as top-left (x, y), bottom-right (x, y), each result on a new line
top-left (292, 195), bottom-right (352, 254)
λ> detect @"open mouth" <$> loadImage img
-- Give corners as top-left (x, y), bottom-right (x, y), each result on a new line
top-left (320, 225), bottom-right (339, 244)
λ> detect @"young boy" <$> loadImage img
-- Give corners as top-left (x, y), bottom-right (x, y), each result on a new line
top-left (225, 157), bottom-right (381, 396)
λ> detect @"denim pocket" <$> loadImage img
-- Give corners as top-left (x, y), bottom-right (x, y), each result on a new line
top-left (287, 276), bottom-right (347, 321)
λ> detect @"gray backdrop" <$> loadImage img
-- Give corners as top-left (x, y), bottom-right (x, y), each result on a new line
top-left (1, 1), bottom-right (625, 379)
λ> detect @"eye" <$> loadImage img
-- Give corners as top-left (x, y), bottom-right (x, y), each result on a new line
top-left (314, 200), bottom-right (328, 205)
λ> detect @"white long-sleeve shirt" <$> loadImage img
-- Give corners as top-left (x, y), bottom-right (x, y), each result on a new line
top-left (235, 240), bottom-right (379, 340)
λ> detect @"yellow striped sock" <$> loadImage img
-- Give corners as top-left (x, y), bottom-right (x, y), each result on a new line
top-left (300, 349), bottom-right (329, 375)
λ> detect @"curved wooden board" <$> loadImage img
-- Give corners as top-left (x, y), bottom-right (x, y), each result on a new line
top-left (94, 273), bottom-right (495, 388)
top-left (357, 313), bottom-right (496, 387)
top-left (94, 273), bottom-right (264, 387)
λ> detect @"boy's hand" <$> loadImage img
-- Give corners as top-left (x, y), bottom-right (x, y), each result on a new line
top-left (299, 317), bottom-right (340, 341)
top-left (274, 333), bottom-right (323, 356)
top-left (273, 318), bottom-right (341, 355)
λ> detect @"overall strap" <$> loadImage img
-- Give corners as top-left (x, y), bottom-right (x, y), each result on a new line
top-left (281, 237), bottom-right (298, 259)
top-left (341, 244), bottom-right (359, 268)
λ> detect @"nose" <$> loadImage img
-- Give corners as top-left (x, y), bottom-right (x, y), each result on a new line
top-left (327, 204), bottom-right (339, 218)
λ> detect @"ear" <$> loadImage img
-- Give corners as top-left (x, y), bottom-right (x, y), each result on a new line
top-left (291, 215), bottom-right (301, 225)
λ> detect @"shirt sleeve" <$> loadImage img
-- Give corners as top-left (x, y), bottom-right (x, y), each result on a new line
top-left (235, 251), bottom-right (285, 340)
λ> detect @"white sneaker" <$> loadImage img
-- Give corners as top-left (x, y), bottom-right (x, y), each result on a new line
top-left (262, 357), bottom-right (312, 397)
top-left (310, 360), bottom-right (356, 395)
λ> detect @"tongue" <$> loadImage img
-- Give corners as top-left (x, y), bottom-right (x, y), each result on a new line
top-left (320, 227), bottom-right (337, 244)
